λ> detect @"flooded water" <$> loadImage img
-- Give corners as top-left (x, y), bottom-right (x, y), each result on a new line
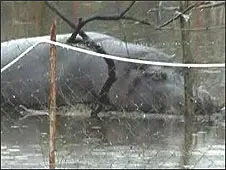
top-left (1, 109), bottom-right (225, 169)
top-left (1, 113), bottom-right (225, 169)
top-left (1, 1), bottom-right (225, 169)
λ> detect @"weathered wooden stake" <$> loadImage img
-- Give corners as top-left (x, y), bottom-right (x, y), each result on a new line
top-left (49, 17), bottom-right (57, 169)
top-left (180, 1), bottom-right (194, 166)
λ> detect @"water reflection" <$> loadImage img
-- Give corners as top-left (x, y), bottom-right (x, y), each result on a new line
top-left (1, 111), bottom-right (225, 169)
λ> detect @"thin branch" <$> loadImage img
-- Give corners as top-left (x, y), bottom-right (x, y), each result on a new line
top-left (157, 1), bottom-right (207, 29)
top-left (71, 1), bottom-right (136, 41)
top-left (197, 1), bottom-right (225, 9)
top-left (121, 16), bottom-right (153, 26)
top-left (147, 1), bottom-right (224, 13)
top-left (120, 1), bottom-right (136, 16)
top-left (155, 25), bottom-right (225, 32)
top-left (45, 1), bottom-right (151, 39)
top-left (83, 1), bottom-right (136, 24)
top-left (148, 6), bottom-right (180, 13)
top-left (80, 14), bottom-right (144, 27)
top-left (76, 16), bottom-right (152, 26)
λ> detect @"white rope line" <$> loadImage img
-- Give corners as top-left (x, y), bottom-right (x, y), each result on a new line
top-left (1, 39), bottom-right (225, 73)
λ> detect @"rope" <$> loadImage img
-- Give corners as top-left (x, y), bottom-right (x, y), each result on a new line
top-left (1, 39), bottom-right (225, 73)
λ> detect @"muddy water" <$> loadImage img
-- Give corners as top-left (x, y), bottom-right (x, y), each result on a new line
top-left (1, 110), bottom-right (225, 169)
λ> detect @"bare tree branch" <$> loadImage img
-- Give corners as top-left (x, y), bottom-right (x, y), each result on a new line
top-left (148, 6), bottom-right (180, 13)
top-left (70, 1), bottom-right (136, 42)
top-left (78, 14), bottom-right (151, 27)
top-left (121, 16), bottom-right (153, 25)
top-left (120, 1), bottom-right (136, 16)
top-left (147, 1), bottom-right (224, 13)
top-left (45, 1), bottom-right (117, 118)
top-left (157, 1), bottom-right (207, 29)
top-left (156, 25), bottom-right (225, 32)
top-left (197, 1), bottom-right (225, 9)
top-left (84, 1), bottom-right (136, 22)
top-left (45, 1), bottom-right (152, 40)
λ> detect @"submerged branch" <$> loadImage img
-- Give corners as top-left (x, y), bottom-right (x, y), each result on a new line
top-left (18, 105), bottom-right (222, 124)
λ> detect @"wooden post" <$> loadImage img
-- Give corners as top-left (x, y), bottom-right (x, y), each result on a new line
top-left (49, 17), bottom-right (57, 169)
top-left (180, 1), bottom-right (194, 166)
